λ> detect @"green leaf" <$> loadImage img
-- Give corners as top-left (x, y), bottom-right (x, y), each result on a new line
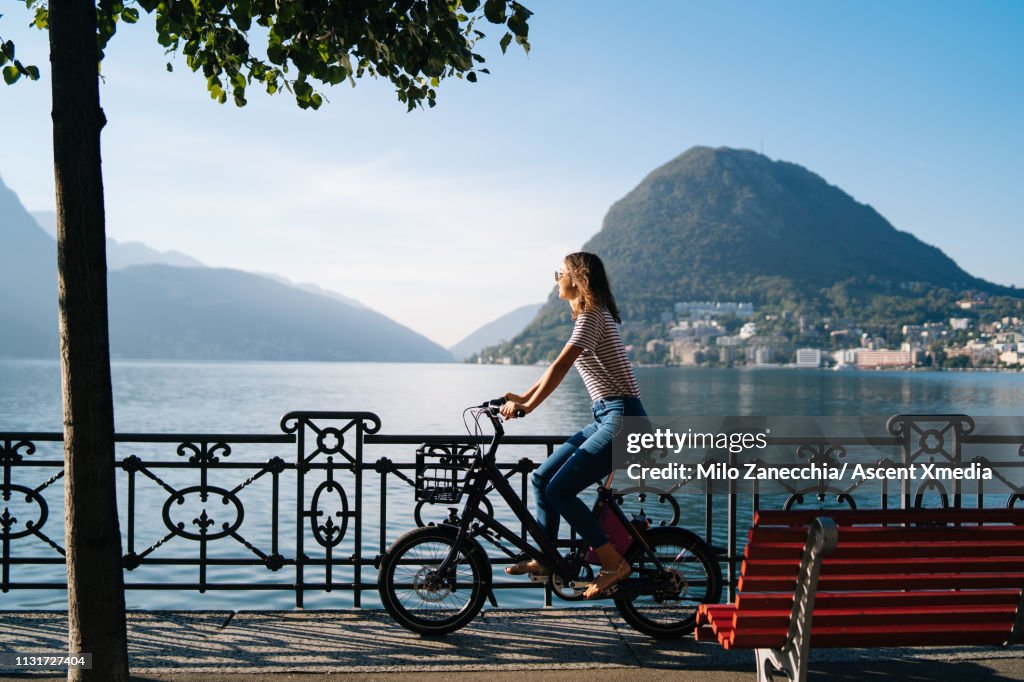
top-left (231, 0), bottom-right (253, 31)
top-left (3, 65), bottom-right (20, 84)
top-left (462, 0), bottom-right (481, 12)
top-left (33, 7), bottom-right (49, 29)
top-left (466, 71), bottom-right (477, 83)
top-left (508, 12), bottom-right (528, 38)
top-left (25, 64), bottom-right (39, 80)
top-left (0, 52), bottom-right (6, 68)
top-left (483, 0), bottom-right (506, 24)
top-left (166, 62), bottom-right (173, 72)
top-left (510, 1), bottom-right (534, 18)
top-left (1, 41), bottom-right (14, 61)
top-left (326, 65), bottom-right (346, 85)
top-left (499, 32), bottom-right (512, 54)
top-left (267, 42), bottom-right (284, 64)
top-left (121, 7), bottom-right (140, 24)
top-left (293, 80), bottom-right (313, 101)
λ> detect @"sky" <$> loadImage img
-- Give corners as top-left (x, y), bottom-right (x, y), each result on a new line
top-left (1, 1), bottom-right (1021, 348)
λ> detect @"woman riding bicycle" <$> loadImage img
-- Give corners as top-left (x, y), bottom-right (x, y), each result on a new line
top-left (500, 251), bottom-right (648, 599)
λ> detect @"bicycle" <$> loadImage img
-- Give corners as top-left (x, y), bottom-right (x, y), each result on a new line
top-left (377, 398), bottom-right (723, 638)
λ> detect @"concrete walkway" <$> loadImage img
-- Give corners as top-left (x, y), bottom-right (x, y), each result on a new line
top-left (1, 609), bottom-right (1021, 681)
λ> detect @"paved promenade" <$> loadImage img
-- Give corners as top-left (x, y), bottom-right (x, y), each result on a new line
top-left (1, 608), bottom-right (1021, 681)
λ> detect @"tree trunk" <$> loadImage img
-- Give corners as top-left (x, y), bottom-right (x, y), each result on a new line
top-left (48, 2), bottom-right (129, 680)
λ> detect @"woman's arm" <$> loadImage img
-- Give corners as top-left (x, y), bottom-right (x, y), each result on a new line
top-left (501, 343), bottom-right (584, 418)
top-left (505, 377), bottom-right (542, 405)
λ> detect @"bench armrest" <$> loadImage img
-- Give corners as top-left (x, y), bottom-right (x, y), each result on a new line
top-left (756, 516), bottom-right (838, 682)
top-left (789, 516), bottom-right (839, 646)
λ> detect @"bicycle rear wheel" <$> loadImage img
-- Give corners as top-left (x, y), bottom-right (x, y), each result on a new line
top-left (378, 524), bottom-right (491, 636)
top-left (615, 526), bottom-right (723, 638)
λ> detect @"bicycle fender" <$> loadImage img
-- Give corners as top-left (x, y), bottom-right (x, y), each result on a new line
top-left (429, 522), bottom-right (494, 587)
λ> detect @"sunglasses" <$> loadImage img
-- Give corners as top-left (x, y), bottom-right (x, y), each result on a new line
top-left (554, 270), bottom-right (568, 282)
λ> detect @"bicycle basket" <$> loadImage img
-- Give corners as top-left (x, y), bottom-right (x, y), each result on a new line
top-left (414, 443), bottom-right (478, 504)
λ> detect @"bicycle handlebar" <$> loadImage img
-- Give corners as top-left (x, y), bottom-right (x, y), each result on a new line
top-left (479, 397), bottom-right (525, 419)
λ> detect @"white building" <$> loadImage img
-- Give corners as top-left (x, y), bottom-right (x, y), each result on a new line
top-left (833, 349), bottom-right (859, 366)
top-left (795, 348), bottom-right (822, 368)
top-left (674, 301), bottom-right (755, 318)
top-left (856, 349), bottom-right (924, 369)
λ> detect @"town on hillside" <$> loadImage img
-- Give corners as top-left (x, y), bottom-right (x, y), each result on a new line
top-left (635, 295), bottom-right (1023, 370)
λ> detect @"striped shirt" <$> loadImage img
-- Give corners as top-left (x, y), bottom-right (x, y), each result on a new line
top-left (567, 308), bottom-right (640, 402)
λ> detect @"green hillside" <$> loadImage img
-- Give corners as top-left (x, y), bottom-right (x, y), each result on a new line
top-left (489, 147), bottom-right (1021, 363)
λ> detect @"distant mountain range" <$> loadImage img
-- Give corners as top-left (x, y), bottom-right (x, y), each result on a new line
top-left (493, 147), bottom-right (1021, 362)
top-left (32, 210), bottom-right (205, 270)
top-left (448, 303), bottom-right (543, 361)
top-left (1, 176), bottom-right (453, 362)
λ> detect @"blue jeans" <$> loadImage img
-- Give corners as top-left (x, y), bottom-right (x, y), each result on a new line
top-left (532, 396), bottom-right (648, 548)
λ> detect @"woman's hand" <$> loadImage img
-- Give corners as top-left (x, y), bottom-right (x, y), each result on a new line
top-left (504, 392), bottom-right (528, 404)
top-left (500, 400), bottom-right (531, 419)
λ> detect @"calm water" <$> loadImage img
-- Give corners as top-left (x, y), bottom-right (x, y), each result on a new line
top-left (1, 359), bottom-right (1022, 611)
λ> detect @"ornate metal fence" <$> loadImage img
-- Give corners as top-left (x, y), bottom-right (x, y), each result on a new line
top-left (2, 413), bottom-right (1022, 607)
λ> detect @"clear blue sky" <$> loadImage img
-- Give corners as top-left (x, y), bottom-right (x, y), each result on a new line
top-left (1, 1), bottom-right (1021, 346)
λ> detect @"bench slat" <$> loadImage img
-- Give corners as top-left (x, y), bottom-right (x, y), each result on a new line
top-left (754, 509), bottom-right (1024, 526)
top-left (744, 540), bottom-right (1024, 561)
top-left (728, 624), bottom-right (1012, 650)
top-left (732, 604), bottom-right (1017, 631)
top-left (740, 571), bottom-right (1024, 592)
top-left (734, 589), bottom-right (1021, 612)
top-left (748, 526), bottom-right (1024, 544)
top-left (740, 556), bottom-right (1024, 578)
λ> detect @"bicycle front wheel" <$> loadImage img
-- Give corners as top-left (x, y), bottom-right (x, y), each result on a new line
top-left (615, 526), bottom-right (723, 638)
top-left (378, 524), bottom-right (491, 636)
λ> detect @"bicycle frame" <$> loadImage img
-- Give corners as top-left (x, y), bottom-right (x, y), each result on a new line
top-left (433, 406), bottom-right (667, 589)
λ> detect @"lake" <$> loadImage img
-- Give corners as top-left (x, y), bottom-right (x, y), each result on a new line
top-left (1, 359), bottom-right (1022, 611)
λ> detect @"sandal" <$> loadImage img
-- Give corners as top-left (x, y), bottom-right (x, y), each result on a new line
top-left (583, 560), bottom-right (631, 599)
top-left (504, 559), bottom-right (551, 576)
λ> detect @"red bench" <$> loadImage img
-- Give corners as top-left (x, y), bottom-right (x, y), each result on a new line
top-left (695, 509), bottom-right (1024, 682)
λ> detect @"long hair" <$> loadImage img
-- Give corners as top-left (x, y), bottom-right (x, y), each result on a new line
top-left (564, 252), bottom-right (622, 323)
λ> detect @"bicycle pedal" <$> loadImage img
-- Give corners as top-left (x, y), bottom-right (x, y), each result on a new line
top-left (528, 573), bottom-right (551, 584)
top-left (567, 581), bottom-right (624, 598)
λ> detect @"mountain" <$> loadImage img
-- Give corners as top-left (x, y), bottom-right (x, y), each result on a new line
top-left (107, 265), bottom-right (451, 361)
top-left (34, 211), bottom-right (373, 310)
top-left (32, 210), bottom-right (205, 270)
top-left (1, 177), bottom-right (452, 362)
top-left (0, 178), bottom-right (58, 357)
top-left (495, 147), bottom-right (1021, 362)
top-left (448, 303), bottom-right (543, 361)
top-left (259, 272), bottom-right (369, 310)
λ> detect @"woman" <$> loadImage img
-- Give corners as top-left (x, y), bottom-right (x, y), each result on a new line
top-left (500, 251), bottom-right (647, 599)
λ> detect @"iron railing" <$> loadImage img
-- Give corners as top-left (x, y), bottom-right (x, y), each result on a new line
top-left (2, 413), bottom-right (1022, 607)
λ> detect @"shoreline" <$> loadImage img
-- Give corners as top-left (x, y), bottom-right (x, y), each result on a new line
top-left (633, 363), bottom-right (1024, 373)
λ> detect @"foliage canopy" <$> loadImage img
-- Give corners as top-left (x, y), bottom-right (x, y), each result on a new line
top-left (3, 0), bottom-right (532, 109)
